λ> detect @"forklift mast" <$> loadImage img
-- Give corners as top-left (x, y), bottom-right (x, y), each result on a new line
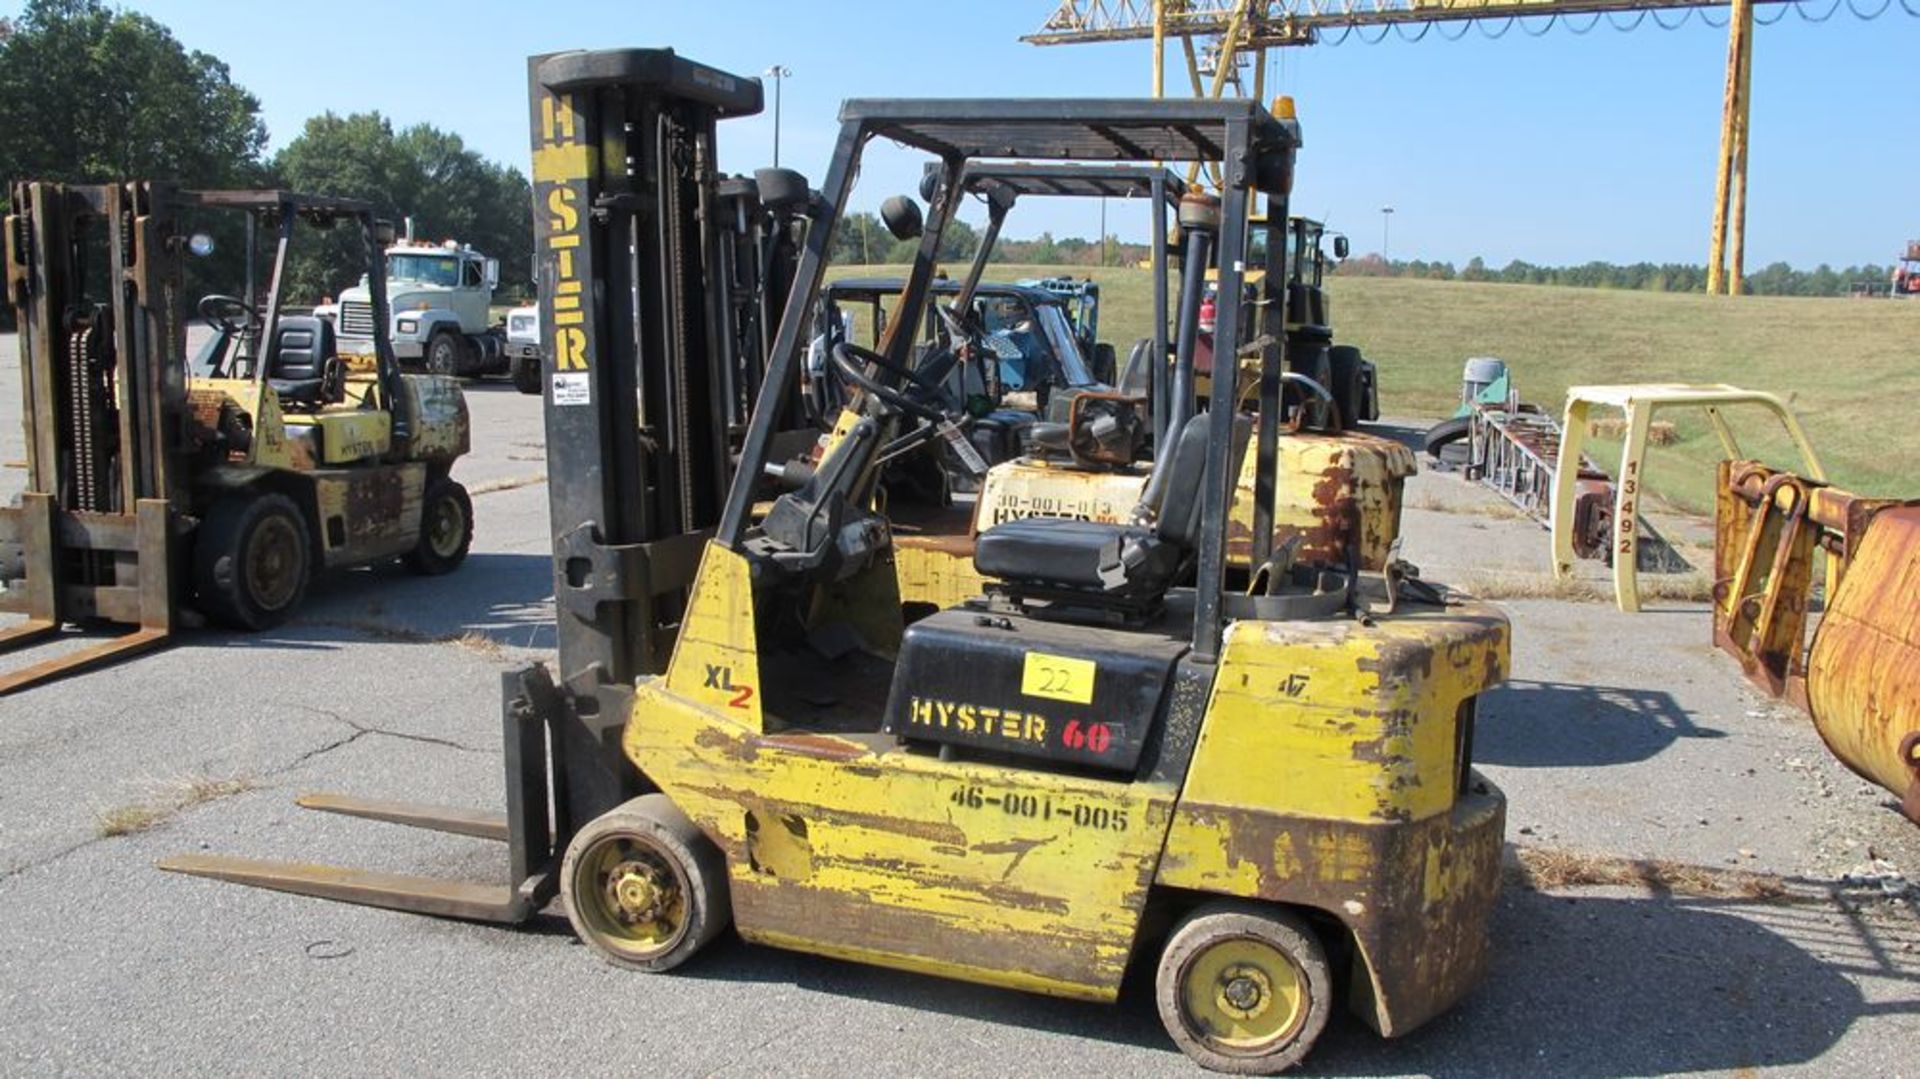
top-left (526, 49), bottom-right (770, 828)
top-left (6, 182), bottom-right (188, 515)
top-left (0, 182), bottom-right (187, 689)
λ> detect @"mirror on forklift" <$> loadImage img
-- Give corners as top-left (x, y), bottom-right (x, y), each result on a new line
top-left (187, 233), bottom-right (216, 258)
top-left (1332, 234), bottom-right (1350, 260)
top-left (880, 195), bottom-right (923, 241)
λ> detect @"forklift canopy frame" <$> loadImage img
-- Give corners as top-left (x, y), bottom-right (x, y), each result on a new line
top-left (722, 97), bottom-right (1300, 662)
top-left (173, 189), bottom-right (404, 425)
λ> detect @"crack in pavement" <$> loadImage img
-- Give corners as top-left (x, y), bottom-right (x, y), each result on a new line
top-left (285, 714), bottom-right (494, 769)
top-left (0, 708), bottom-right (495, 887)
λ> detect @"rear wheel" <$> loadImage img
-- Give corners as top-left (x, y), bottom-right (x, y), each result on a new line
top-left (403, 477), bottom-right (472, 575)
top-left (512, 355), bottom-right (541, 395)
top-left (1156, 902), bottom-right (1333, 1074)
top-left (1327, 345), bottom-right (1371, 429)
top-left (1423, 415), bottom-right (1471, 461)
top-left (561, 794), bottom-right (731, 972)
top-left (193, 493), bottom-right (311, 630)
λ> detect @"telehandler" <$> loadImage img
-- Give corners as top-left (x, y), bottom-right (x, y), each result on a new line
top-left (0, 185), bottom-right (473, 694)
top-left (165, 50), bottom-right (1509, 1075)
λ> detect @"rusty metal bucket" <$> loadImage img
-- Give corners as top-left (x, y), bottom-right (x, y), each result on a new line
top-left (1807, 506), bottom-right (1920, 822)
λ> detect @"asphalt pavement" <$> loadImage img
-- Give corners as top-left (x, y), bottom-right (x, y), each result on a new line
top-left (1, 333), bottom-right (1914, 1077)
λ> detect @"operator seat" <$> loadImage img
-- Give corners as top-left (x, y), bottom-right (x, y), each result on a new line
top-left (973, 409), bottom-right (1249, 601)
top-left (267, 316), bottom-right (339, 409)
top-left (1116, 337), bottom-right (1154, 399)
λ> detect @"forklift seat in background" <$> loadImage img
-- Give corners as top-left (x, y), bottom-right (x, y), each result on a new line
top-left (267, 316), bottom-right (337, 408)
top-left (1115, 337), bottom-right (1154, 398)
top-left (973, 410), bottom-right (1249, 598)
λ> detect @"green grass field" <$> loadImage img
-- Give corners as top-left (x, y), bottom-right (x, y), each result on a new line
top-left (832, 262), bottom-right (1920, 512)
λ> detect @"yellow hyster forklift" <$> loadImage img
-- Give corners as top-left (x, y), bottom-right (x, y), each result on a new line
top-left (166, 51), bottom-right (1509, 1074)
top-left (0, 185), bottom-right (473, 694)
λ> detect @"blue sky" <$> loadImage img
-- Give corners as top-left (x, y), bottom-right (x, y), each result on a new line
top-left (36, 0), bottom-right (1920, 267)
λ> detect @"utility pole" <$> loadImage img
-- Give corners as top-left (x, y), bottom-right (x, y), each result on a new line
top-left (764, 65), bottom-right (792, 167)
top-left (1099, 198), bottom-right (1108, 268)
top-left (1381, 205), bottom-right (1394, 261)
top-left (1708, 0), bottom-right (1754, 295)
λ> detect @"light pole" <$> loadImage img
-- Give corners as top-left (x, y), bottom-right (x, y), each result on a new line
top-left (764, 65), bottom-right (791, 167)
top-left (1380, 205), bottom-right (1394, 261)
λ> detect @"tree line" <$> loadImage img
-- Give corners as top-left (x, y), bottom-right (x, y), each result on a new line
top-left (1332, 254), bottom-right (1892, 297)
top-left (0, 0), bottom-right (532, 326)
top-left (827, 213), bottom-right (1150, 268)
top-left (824, 217), bottom-right (1882, 297)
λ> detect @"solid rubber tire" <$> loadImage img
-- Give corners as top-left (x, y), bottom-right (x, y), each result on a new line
top-left (560, 794), bottom-right (731, 973)
top-left (1155, 902), bottom-right (1334, 1075)
top-left (1423, 415), bottom-right (1471, 458)
top-left (403, 477), bottom-right (473, 575)
top-left (193, 492), bottom-right (311, 631)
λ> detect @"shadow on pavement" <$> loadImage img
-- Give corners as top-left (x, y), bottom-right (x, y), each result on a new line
top-left (1477, 678), bottom-right (1723, 768)
top-left (231, 552), bottom-right (556, 653)
top-left (1324, 886), bottom-right (1916, 1078)
top-left (639, 883), bottom-right (1911, 1077)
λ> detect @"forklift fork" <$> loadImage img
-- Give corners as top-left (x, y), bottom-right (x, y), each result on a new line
top-left (0, 494), bottom-right (175, 697)
top-left (159, 667), bottom-right (569, 925)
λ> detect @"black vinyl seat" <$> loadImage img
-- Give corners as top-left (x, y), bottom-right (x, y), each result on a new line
top-left (973, 517), bottom-right (1177, 594)
top-left (974, 409), bottom-right (1248, 601)
top-left (268, 316), bottom-right (337, 408)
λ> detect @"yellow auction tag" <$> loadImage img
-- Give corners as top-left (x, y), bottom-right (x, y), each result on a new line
top-left (1021, 651), bottom-right (1097, 704)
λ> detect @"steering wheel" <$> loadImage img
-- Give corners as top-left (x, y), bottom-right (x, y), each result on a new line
top-left (830, 343), bottom-right (958, 422)
top-left (197, 294), bottom-right (258, 337)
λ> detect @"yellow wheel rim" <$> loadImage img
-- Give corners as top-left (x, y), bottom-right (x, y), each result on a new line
top-left (425, 495), bottom-right (465, 559)
top-left (1180, 935), bottom-right (1309, 1055)
top-left (244, 514), bottom-right (304, 611)
top-left (572, 833), bottom-right (689, 961)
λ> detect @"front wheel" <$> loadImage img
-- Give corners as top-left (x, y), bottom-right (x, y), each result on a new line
top-left (424, 330), bottom-right (461, 376)
top-left (560, 794), bottom-right (731, 972)
top-left (403, 477), bottom-right (472, 575)
top-left (1156, 902), bottom-right (1333, 1075)
top-left (193, 493), bottom-right (311, 630)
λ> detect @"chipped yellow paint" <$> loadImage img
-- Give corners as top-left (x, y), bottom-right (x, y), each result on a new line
top-left (933, 429), bottom-right (1410, 603)
top-left (310, 461), bottom-right (425, 566)
top-left (190, 378), bottom-right (295, 470)
top-left (1230, 432), bottom-right (1415, 572)
top-left (1176, 602), bottom-right (1506, 823)
top-left (663, 544), bottom-right (762, 728)
top-left (975, 459), bottom-right (1148, 531)
top-left (393, 374), bottom-right (470, 463)
top-left (283, 409), bottom-right (391, 464)
top-left (1423, 830), bottom-right (1478, 906)
top-left (890, 538), bottom-right (987, 609)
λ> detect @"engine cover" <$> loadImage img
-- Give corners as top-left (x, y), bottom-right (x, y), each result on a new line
top-left (883, 607), bottom-right (1189, 772)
